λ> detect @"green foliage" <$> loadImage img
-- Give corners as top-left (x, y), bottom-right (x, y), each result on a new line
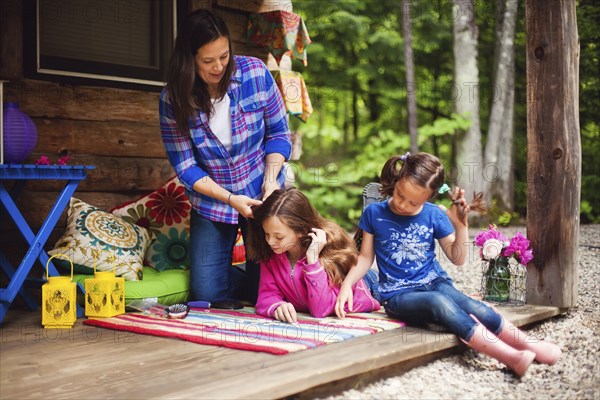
top-left (417, 114), bottom-right (471, 139)
top-left (291, 0), bottom-right (598, 228)
top-left (497, 212), bottom-right (512, 227)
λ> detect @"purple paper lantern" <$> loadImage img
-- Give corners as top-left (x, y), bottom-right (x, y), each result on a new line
top-left (3, 102), bottom-right (38, 163)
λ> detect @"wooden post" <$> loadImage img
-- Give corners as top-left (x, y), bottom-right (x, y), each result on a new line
top-left (525, 0), bottom-right (580, 308)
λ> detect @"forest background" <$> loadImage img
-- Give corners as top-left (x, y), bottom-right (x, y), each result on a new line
top-left (286, 0), bottom-right (598, 231)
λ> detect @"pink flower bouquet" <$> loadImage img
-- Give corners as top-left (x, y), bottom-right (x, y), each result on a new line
top-left (474, 225), bottom-right (533, 265)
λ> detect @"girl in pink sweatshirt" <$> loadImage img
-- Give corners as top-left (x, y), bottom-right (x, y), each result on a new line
top-left (247, 188), bottom-right (380, 323)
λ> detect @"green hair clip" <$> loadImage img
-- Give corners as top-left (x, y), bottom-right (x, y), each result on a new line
top-left (438, 183), bottom-right (451, 194)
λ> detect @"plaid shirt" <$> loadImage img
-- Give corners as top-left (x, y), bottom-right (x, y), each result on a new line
top-left (160, 56), bottom-right (291, 224)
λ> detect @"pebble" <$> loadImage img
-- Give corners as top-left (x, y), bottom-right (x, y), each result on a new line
top-left (321, 224), bottom-right (600, 399)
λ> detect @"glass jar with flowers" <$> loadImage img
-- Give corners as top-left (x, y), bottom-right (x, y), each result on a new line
top-left (474, 225), bottom-right (533, 304)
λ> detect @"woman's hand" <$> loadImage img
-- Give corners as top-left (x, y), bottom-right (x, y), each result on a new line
top-left (335, 282), bottom-right (354, 318)
top-left (230, 194), bottom-right (263, 218)
top-left (274, 302), bottom-right (297, 323)
top-left (306, 228), bottom-right (327, 265)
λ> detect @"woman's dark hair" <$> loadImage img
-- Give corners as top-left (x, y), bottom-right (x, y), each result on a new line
top-left (247, 189), bottom-right (358, 286)
top-left (166, 9), bottom-right (235, 132)
top-left (380, 152), bottom-right (445, 199)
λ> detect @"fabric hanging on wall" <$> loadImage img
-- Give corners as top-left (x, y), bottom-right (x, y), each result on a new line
top-left (271, 70), bottom-right (313, 122)
top-left (247, 10), bottom-right (311, 66)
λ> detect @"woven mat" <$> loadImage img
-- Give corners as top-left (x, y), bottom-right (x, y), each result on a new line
top-left (83, 307), bottom-right (404, 355)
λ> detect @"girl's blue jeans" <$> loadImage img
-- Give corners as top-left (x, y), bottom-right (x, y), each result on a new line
top-left (189, 211), bottom-right (260, 303)
top-left (383, 277), bottom-right (502, 341)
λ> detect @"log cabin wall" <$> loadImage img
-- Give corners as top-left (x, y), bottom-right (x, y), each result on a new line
top-left (0, 0), bottom-right (292, 273)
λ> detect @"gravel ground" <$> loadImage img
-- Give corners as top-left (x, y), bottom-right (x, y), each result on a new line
top-left (323, 224), bottom-right (600, 400)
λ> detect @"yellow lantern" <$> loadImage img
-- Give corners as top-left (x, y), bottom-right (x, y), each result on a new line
top-left (42, 254), bottom-right (77, 329)
top-left (84, 256), bottom-right (125, 318)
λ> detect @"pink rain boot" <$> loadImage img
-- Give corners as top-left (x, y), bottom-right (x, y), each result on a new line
top-left (462, 324), bottom-right (536, 377)
top-left (496, 319), bottom-right (562, 365)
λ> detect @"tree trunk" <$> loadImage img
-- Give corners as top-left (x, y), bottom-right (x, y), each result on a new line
top-left (526, 0), bottom-right (580, 308)
top-left (352, 76), bottom-right (359, 141)
top-left (402, 0), bottom-right (419, 154)
top-left (343, 94), bottom-right (349, 147)
top-left (484, 0), bottom-right (518, 211)
top-left (452, 0), bottom-right (484, 197)
top-left (368, 78), bottom-right (380, 123)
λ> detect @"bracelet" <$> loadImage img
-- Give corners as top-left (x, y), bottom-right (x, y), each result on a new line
top-left (227, 193), bottom-right (233, 206)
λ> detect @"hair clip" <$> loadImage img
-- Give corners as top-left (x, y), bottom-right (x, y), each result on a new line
top-left (438, 183), bottom-right (451, 194)
top-left (400, 152), bottom-right (411, 161)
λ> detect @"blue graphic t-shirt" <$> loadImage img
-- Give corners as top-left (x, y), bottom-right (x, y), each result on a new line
top-left (359, 200), bottom-right (455, 301)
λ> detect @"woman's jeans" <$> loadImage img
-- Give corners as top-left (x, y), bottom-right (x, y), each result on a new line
top-left (189, 212), bottom-right (260, 303)
top-left (384, 277), bottom-right (502, 341)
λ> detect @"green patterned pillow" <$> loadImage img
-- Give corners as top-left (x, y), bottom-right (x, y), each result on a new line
top-left (49, 198), bottom-right (152, 281)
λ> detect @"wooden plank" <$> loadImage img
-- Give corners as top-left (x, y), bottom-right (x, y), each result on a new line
top-left (215, 9), bottom-right (250, 42)
top-left (32, 118), bottom-right (165, 159)
top-left (215, 0), bottom-right (293, 13)
top-left (0, 310), bottom-right (276, 400)
top-left (525, 0), bottom-right (580, 308)
top-left (1, 191), bottom-right (146, 233)
top-left (0, 0), bottom-right (23, 80)
top-left (0, 304), bottom-right (561, 399)
top-left (16, 156), bottom-right (173, 192)
top-left (233, 41), bottom-right (271, 60)
top-left (171, 304), bottom-right (562, 399)
top-left (5, 80), bottom-right (160, 124)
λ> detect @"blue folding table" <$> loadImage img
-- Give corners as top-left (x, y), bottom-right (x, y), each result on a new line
top-left (0, 164), bottom-right (95, 323)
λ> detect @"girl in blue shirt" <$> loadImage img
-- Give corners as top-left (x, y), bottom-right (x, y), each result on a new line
top-left (160, 10), bottom-right (291, 304)
top-left (336, 153), bottom-right (561, 376)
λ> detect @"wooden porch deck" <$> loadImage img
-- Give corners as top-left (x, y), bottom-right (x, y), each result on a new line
top-left (0, 304), bottom-right (562, 399)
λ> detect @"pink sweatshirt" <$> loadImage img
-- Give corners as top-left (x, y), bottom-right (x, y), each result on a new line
top-left (255, 252), bottom-right (381, 318)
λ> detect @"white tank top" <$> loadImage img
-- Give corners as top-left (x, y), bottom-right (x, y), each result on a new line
top-left (209, 93), bottom-right (233, 152)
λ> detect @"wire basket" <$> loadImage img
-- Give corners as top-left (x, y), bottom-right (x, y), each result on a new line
top-left (480, 257), bottom-right (527, 306)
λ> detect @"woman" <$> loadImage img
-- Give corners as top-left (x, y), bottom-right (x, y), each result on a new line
top-left (159, 9), bottom-right (292, 303)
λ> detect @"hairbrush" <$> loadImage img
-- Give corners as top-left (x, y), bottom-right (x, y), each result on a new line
top-left (166, 303), bottom-right (190, 319)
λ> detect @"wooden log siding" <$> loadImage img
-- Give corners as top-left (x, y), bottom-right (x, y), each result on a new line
top-left (525, 0), bottom-right (580, 308)
top-left (0, 0), bottom-right (284, 271)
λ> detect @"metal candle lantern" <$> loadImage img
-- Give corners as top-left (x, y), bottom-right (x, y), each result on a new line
top-left (84, 260), bottom-right (125, 318)
top-left (2, 102), bottom-right (38, 163)
top-left (42, 254), bottom-right (77, 328)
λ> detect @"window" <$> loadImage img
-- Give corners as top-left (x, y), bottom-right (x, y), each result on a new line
top-left (24, 0), bottom-right (186, 91)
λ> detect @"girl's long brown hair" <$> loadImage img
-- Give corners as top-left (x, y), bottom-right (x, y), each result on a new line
top-left (247, 189), bottom-right (357, 286)
top-left (166, 9), bottom-right (235, 133)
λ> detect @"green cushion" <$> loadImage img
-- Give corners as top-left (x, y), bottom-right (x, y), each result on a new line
top-left (74, 267), bottom-right (190, 306)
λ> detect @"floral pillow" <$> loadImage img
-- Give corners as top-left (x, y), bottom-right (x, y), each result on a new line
top-left (111, 176), bottom-right (192, 271)
top-left (48, 198), bottom-right (152, 281)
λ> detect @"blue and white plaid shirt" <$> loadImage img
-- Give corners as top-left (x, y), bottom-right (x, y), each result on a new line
top-left (160, 56), bottom-right (291, 224)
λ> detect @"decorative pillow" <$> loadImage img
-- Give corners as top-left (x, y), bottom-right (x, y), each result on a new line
top-left (111, 176), bottom-right (192, 271)
top-left (48, 198), bottom-right (152, 281)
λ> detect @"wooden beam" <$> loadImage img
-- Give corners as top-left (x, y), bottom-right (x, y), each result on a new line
top-left (32, 119), bottom-right (165, 159)
top-left (0, 304), bottom-right (561, 399)
top-left (5, 80), bottom-right (159, 124)
top-left (0, 0), bottom-right (23, 80)
top-left (1, 190), bottom-right (151, 233)
top-left (214, 0), bottom-right (293, 14)
top-left (525, 0), bottom-right (580, 308)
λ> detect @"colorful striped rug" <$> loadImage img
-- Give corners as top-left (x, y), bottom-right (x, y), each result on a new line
top-left (83, 307), bottom-right (405, 355)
